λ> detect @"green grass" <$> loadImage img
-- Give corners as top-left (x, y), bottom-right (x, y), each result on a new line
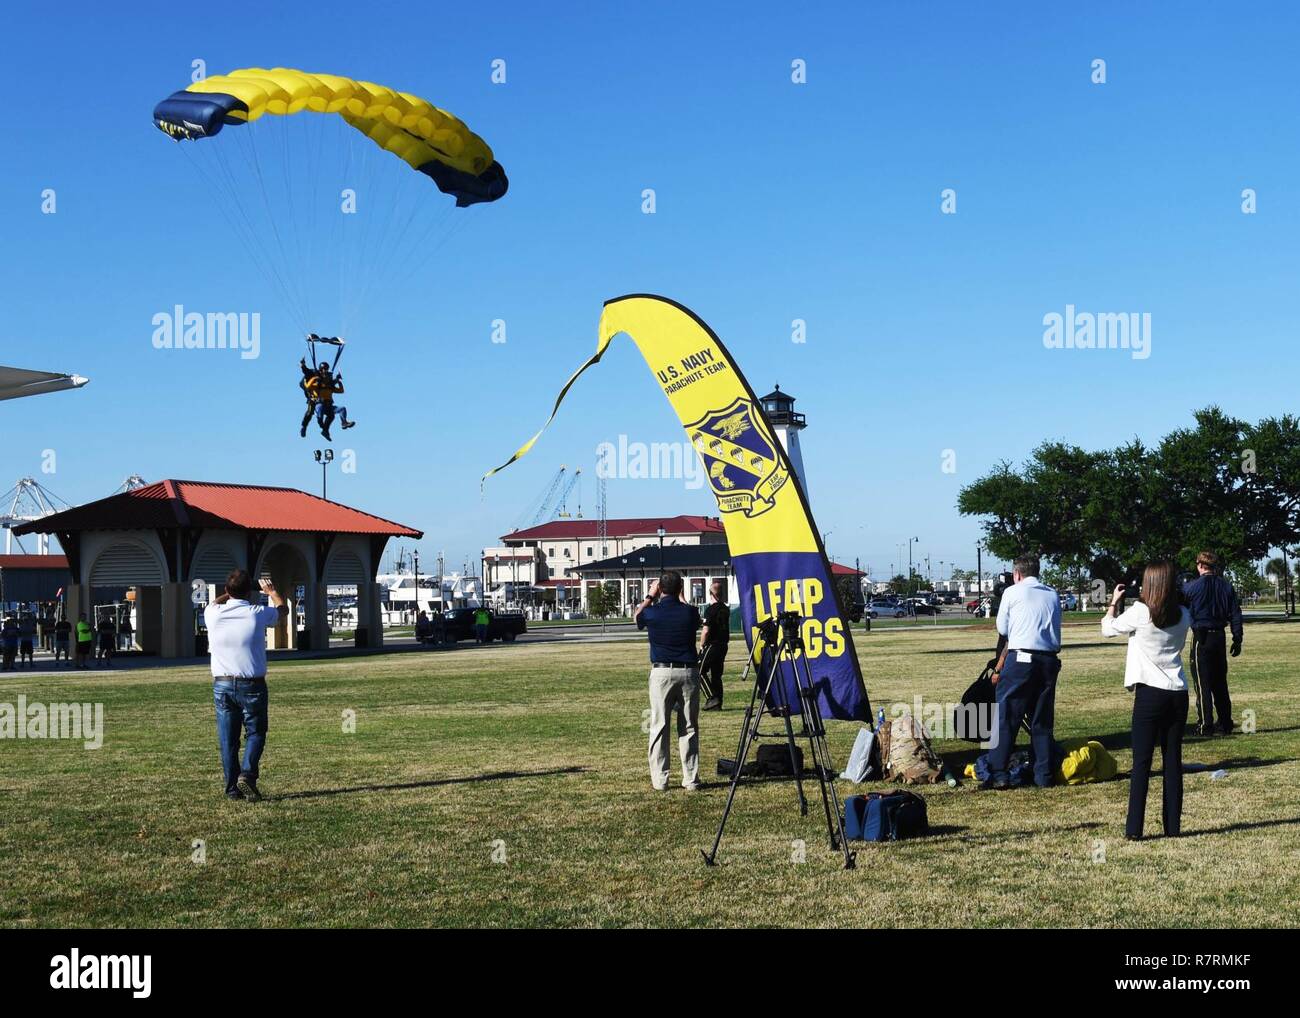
top-left (2, 622), bottom-right (1297, 928)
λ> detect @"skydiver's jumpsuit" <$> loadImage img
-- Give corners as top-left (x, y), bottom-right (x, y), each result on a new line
top-left (306, 373), bottom-right (351, 439)
top-left (300, 360), bottom-right (318, 437)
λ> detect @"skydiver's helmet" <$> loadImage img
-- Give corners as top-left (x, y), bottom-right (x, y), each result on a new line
top-left (317, 364), bottom-right (333, 379)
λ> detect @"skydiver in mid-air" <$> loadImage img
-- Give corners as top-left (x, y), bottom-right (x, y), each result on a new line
top-left (299, 336), bottom-right (357, 441)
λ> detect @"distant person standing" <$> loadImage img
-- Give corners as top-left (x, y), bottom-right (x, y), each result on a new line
top-left (698, 580), bottom-right (730, 711)
top-left (635, 571), bottom-right (703, 791)
top-left (74, 613), bottom-right (94, 669)
top-left (54, 614), bottom-right (72, 666)
top-left (37, 606), bottom-right (53, 653)
top-left (205, 569), bottom-right (287, 802)
top-left (1182, 550), bottom-right (1243, 736)
top-left (96, 614), bottom-right (116, 668)
top-left (473, 605), bottom-right (491, 644)
top-left (1, 616), bottom-right (17, 671)
top-left (1102, 561), bottom-right (1191, 840)
top-left (985, 555), bottom-right (1062, 790)
top-left (18, 611), bottom-right (37, 668)
top-left (118, 614), bottom-right (134, 652)
top-left (415, 610), bottom-right (432, 644)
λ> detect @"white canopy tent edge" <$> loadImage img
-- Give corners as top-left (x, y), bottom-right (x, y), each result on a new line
top-left (0, 365), bottom-right (89, 402)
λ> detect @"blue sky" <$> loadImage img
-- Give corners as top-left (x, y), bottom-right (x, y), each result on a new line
top-left (2, 0), bottom-right (1295, 577)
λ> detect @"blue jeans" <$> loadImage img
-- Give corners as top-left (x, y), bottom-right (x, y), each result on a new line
top-left (213, 678), bottom-right (268, 795)
top-left (988, 650), bottom-right (1059, 786)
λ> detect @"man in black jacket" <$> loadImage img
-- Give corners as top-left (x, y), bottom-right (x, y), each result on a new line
top-left (1182, 550), bottom-right (1244, 736)
top-left (699, 580), bottom-right (730, 711)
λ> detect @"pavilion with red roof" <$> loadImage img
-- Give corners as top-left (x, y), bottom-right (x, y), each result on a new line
top-left (14, 480), bottom-right (421, 658)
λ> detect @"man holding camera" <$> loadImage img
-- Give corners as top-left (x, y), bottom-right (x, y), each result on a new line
top-left (1182, 550), bottom-right (1243, 736)
top-left (635, 570), bottom-right (704, 791)
top-left (985, 554), bottom-right (1062, 790)
top-left (205, 569), bottom-right (287, 802)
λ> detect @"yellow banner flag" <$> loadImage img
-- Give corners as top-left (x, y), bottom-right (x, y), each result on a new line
top-left (484, 294), bottom-right (870, 721)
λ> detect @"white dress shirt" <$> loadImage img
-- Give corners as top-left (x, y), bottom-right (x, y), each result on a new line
top-left (204, 599), bottom-right (281, 678)
top-left (996, 577), bottom-right (1062, 651)
top-left (1101, 601), bottom-right (1191, 691)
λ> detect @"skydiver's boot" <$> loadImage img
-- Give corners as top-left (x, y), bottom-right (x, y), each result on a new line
top-left (342, 420), bottom-right (356, 430)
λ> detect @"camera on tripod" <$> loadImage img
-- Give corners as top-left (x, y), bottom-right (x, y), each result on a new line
top-left (757, 611), bottom-right (804, 648)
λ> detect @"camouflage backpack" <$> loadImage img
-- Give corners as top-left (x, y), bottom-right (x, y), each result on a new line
top-left (878, 712), bottom-right (944, 784)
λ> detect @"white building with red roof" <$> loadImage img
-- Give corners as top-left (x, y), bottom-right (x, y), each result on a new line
top-left (482, 515), bottom-right (726, 600)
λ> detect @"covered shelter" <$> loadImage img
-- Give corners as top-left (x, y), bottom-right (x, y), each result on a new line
top-left (0, 364), bottom-right (89, 402)
top-left (13, 480), bottom-right (421, 657)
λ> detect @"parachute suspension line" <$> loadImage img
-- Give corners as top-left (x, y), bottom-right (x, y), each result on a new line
top-left (342, 128), bottom-right (399, 337)
top-left (208, 129), bottom-right (308, 331)
top-left (235, 121), bottom-right (312, 330)
top-left (344, 173), bottom-right (458, 337)
top-left (276, 110), bottom-right (306, 328)
top-left (182, 141), bottom-right (307, 334)
top-left (338, 126), bottom-right (378, 338)
top-left (343, 142), bottom-right (405, 335)
top-left (301, 107), bottom-right (333, 334)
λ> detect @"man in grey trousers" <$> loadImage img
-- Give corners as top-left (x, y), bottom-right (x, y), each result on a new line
top-left (634, 570), bottom-right (703, 791)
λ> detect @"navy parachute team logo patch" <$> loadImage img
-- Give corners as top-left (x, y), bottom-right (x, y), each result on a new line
top-left (687, 397), bottom-right (789, 517)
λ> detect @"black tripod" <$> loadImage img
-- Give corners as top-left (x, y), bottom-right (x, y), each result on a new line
top-left (701, 611), bottom-right (855, 869)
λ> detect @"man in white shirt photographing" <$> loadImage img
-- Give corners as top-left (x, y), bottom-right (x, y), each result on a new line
top-left (984, 554), bottom-right (1063, 790)
top-left (204, 569), bottom-right (287, 802)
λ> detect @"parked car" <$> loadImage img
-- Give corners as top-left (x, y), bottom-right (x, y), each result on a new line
top-left (966, 597), bottom-right (992, 615)
top-left (1059, 592), bottom-right (1079, 611)
top-left (868, 602), bottom-right (906, 619)
top-left (940, 592), bottom-right (962, 605)
top-left (909, 601), bottom-right (942, 615)
top-left (441, 607), bottom-right (527, 643)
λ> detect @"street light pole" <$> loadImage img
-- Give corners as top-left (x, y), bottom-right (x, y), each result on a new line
top-left (313, 448), bottom-right (334, 499)
top-left (413, 549), bottom-right (420, 627)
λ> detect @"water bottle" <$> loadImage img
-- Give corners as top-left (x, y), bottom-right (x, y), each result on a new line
top-left (1210, 769), bottom-right (1228, 780)
top-left (943, 769), bottom-right (959, 787)
top-left (876, 707), bottom-right (886, 732)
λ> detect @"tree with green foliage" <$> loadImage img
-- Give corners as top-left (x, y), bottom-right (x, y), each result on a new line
top-left (587, 582), bottom-right (620, 619)
top-left (958, 408), bottom-right (1298, 590)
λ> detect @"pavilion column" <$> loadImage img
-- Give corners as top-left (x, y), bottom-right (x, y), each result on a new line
top-left (307, 581), bottom-right (329, 650)
top-left (64, 584), bottom-right (88, 626)
top-left (360, 582), bottom-right (383, 647)
top-left (160, 582), bottom-right (195, 658)
top-left (266, 565), bottom-right (296, 650)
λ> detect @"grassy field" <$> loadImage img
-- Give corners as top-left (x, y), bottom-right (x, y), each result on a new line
top-left (2, 621), bottom-right (1298, 928)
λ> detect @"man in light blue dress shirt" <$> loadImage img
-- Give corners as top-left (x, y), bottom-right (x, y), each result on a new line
top-left (986, 555), bottom-right (1062, 789)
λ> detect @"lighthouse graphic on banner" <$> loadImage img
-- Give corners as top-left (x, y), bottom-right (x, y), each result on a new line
top-left (759, 385), bottom-right (808, 495)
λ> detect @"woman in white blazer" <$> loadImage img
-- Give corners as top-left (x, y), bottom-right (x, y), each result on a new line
top-left (1101, 561), bottom-right (1192, 840)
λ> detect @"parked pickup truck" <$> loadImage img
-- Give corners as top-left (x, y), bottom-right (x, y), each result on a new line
top-left (441, 607), bottom-right (527, 643)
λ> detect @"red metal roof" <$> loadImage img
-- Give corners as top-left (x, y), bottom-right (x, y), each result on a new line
top-left (829, 562), bottom-right (864, 576)
top-left (12, 480), bottom-right (421, 538)
top-left (0, 555), bottom-right (70, 570)
top-left (504, 515), bottom-right (724, 542)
